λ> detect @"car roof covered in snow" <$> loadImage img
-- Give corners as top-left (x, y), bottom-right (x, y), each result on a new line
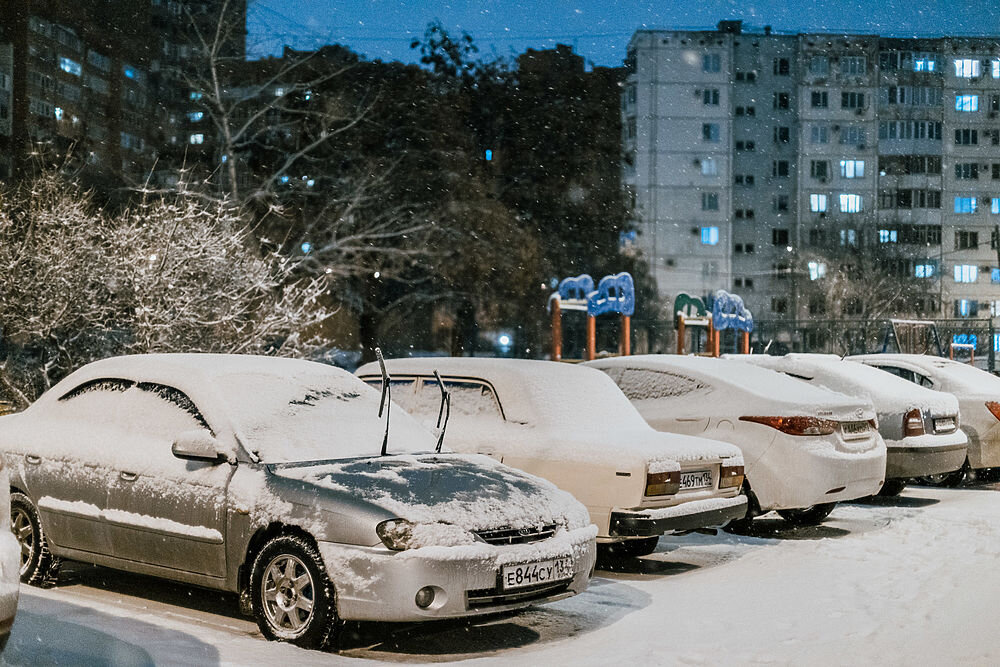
top-left (847, 354), bottom-right (1000, 394)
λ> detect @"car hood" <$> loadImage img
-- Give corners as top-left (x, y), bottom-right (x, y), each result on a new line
top-left (268, 453), bottom-right (589, 533)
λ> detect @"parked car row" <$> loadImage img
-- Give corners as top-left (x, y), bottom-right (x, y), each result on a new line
top-left (0, 351), bottom-right (994, 652)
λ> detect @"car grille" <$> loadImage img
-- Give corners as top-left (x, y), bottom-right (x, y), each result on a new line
top-left (473, 524), bottom-right (557, 546)
top-left (466, 580), bottom-right (571, 609)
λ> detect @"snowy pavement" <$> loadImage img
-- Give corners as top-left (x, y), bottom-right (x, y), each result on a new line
top-left (3, 485), bottom-right (1000, 665)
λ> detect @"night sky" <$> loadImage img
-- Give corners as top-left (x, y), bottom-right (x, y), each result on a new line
top-left (248, 1), bottom-right (1000, 68)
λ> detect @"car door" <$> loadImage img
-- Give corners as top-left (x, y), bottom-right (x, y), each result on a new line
top-left (22, 378), bottom-right (132, 556)
top-left (104, 382), bottom-right (234, 578)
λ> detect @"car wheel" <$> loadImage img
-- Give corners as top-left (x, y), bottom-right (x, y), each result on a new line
top-left (250, 534), bottom-right (339, 650)
top-left (597, 536), bottom-right (659, 561)
top-left (877, 479), bottom-right (907, 497)
top-left (777, 502), bottom-right (837, 526)
top-left (917, 459), bottom-right (967, 488)
top-left (10, 492), bottom-right (61, 587)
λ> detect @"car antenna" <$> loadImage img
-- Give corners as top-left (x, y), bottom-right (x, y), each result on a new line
top-left (433, 370), bottom-right (451, 453)
top-left (376, 347), bottom-right (391, 456)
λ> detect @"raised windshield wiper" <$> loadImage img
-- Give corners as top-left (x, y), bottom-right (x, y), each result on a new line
top-left (375, 347), bottom-right (391, 456)
top-left (433, 370), bottom-right (451, 453)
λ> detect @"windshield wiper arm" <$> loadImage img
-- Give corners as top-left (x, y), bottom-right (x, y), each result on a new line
top-left (375, 347), bottom-right (391, 456)
top-left (433, 370), bottom-right (451, 453)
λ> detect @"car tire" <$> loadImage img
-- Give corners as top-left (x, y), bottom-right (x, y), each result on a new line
top-left (597, 536), bottom-right (659, 561)
top-left (10, 492), bottom-right (61, 587)
top-left (917, 459), bottom-right (967, 488)
top-left (777, 502), bottom-right (836, 526)
top-left (250, 534), bottom-right (339, 650)
top-left (877, 479), bottom-right (907, 497)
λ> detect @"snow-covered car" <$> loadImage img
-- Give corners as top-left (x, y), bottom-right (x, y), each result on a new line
top-left (0, 459), bottom-right (19, 652)
top-left (0, 354), bottom-right (596, 650)
top-left (356, 358), bottom-right (747, 559)
top-left (729, 354), bottom-right (967, 496)
top-left (848, 354), bottom-right (1000, 484)
top-left (585, 355), bottom-right (887, 527)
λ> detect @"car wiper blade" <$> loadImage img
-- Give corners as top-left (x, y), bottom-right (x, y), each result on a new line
top-left (433, 370), bottom-right (451, 453)
top-left (375, 347), bottom-right (391, 456)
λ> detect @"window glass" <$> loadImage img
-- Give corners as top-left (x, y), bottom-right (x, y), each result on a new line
top-left (617, 369), bottom-right (708, 401)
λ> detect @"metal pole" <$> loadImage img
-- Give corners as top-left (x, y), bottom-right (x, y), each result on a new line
top-left (551, 299), bottom-right (562, 361)
top-left (621, 315), bottom-right (631, 356)
top-left (585, 316), bottom-right (596, 361)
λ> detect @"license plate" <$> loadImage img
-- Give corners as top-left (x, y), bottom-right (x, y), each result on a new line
top-left (501, 558), bottom-right (573, 590)
top-left (680, 470), bottom-right (712, 490)
top-left (840, 421), bottom-right (870, 438)
top-left (934, 417), bottom-right (956, 432)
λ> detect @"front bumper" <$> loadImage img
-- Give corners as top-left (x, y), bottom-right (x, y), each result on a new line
top-left (317, 524), bottom-right (596, 622)
top-left (0, 531), bottom-right (19, 647)
top-left (885, 432), bottom-right (968, 479)
top-left (608, 495), bottom-right (748, 537)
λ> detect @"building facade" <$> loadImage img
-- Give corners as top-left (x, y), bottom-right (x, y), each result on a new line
top-left (624, 21), bottom-right (1000, 343)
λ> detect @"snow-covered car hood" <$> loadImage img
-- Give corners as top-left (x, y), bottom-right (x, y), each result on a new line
top-left (270, 453), bottom-right (590, 533)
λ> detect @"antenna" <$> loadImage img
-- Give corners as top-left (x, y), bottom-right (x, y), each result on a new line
top-left (375, 347), bottom-right (391, 456)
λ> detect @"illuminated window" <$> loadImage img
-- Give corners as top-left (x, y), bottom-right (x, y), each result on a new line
top-left (840, 194), bottom-right (863, 213)
top-left (701, 226), bottom-right (719, 245)
top-left (954, 265), bottom-right (978, 283)
top-left (840, 160), bottom-right (865, 178)
top-left (808, 261), bottom-right (827, 280)
top-left (954, 58), bottom-right (981, 78)
top-left (954, 197), bottom-right (977, 213)
top-left (59, 57), bottom-right (81, 76)
top-left (189, 133), bottom-right (204, 144)
top-left (955, 94), bottom-right (979, 112)
top-left (915, 264), bottom-right (935, 278)
top-left (810, 194), bottom-right (827, 212)
top-left (701, 157), bottom-right (718, 176)
top-left (879, 229), bottom-right (898, 243)
top-left (186, 111), bottom-right (204, 122)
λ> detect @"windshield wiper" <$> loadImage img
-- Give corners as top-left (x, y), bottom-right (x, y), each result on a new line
top-left (433, 370), bottom-right (451, 453)
top-left (375, 347), bottom-right (391, 456)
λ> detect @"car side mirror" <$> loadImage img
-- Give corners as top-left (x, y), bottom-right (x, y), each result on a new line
top-left (172, 430), bottom-right (225, 463)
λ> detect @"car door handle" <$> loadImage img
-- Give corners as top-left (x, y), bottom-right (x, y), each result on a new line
top-left (25, 455), bottom-right (41, 465)
top-left (119, 471), bottom-right (138, 482)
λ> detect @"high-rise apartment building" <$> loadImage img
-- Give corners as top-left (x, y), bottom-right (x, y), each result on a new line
top-left (624, 21), bottom-right (1000, 340)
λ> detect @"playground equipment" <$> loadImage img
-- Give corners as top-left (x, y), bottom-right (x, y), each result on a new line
top-left (674, 290), bottom-right (753, 356)
top-left (880, 319), bottom-right (943, 356)
top-left (549, 272), bottom-right (634, 361)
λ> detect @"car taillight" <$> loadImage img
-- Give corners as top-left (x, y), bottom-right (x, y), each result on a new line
top-left (739, 415), bottom-right (837, 436)
top-left (645, 470), bottom-right (680, 496)
top-left (719, 464), bottom-right (744, 489)
top-left (903, 408), bottom-right (924, 437)
top-left (987, 401), bottom-right (1000, 421)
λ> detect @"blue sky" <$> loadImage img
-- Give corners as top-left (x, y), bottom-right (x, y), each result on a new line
top-left (248, 1), bottom-right (1000, 68)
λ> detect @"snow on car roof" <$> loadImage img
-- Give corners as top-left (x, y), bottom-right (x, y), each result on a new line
top-left (848, 354), bottom-right (1000, 394)
top-left (356, 357), bottom-right (743, 466)
top-left (730, 354), bottom-right (959, 416)
top-left (586, 354), bottom-right (874, 419)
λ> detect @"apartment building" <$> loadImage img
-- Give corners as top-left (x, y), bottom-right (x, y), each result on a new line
top-left (624, 21), bottom-right (1000, 336)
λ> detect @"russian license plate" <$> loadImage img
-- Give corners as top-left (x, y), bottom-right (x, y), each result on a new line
top-left (680, 470), bottom-right (712, 490)
top-left (501, 558), bottom-right (573, 590)
top-left (841, 421), bottom-right (870, 438)
top-left (934, 417), bottom-right (956, 432)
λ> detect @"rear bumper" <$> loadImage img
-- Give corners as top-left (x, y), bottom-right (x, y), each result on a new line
top-left (886, 437), bottom-right (968, 479)
top-left (609, 495), bottom-right (748, 537)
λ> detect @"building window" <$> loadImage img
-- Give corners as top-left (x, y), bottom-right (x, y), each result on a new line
top-left (840, 56), bottom-right (867, 75)
top-left (954, 265), bottom-right (978, 283)
top-left (956, 230), bottom-right (979, 249)
top-left (840, 126), bottom-right (867, 146)
top-left (703, 88), bottom-right (720, 105)
top-left (840, 194), bottom-right (863, 213)
top-left (840, 229), bottom-right (858, 246)
top-left (701, 226), bottom-right (719, 245)
top-left (841, 91), bottom-right (865, 109)
top-left (186, 111), bottom-right (204, 122)
top-left (915, 263), bottom-right (936, 278)
top-left (810, 160), bottom-right (829, 180)
top-left (954, 197), bottom-right (977, 213)
top-left (703, 54), bottom-right (721, 72)
top-left (772, 228), bottom-right (789, 245)
top-left (189, 133), bottom-right (205, 144)
top-left (810, 194), bottom-right (828, 212)
top-left (772, 92), bottom-right (790, 110)
top-left (773, 58), bottom-right (790, 76)
top-left (914, 55), bottom-right (937, 72)
top-left (954, 58), bottom-right (981, 78)
top-left (811, 91), bottom-right (828, 108)
top-left (773, 195), bottom-right (789, 212)
top-left (59, 57), bottom-right (82, 77)
top-left (840, 160), bottom-right (865, 178)
top-left (700, 157), bottom-right (718, 176)
top-left (879, 229), bottom-right (899, 243)
top-left (955, 299), bottom-right (978, 317)
top-left (773, 126), bottom-right (790, 143)
top-left (955, 94), bottom-right (979, 112)
top-left (772, 263), bottom-right (790, 280)
top-left (809, 56), bottom-right (829, 75)
top-left (808, 261), bottom-right (827, 280)
top-left (772, 160), bottom-right (789, 177)
top-left (701, 192), bottom-right (719, 210)
top-left (702, 123), bottom-right (720, 142)
top-left (955, 129), bottom-right (978, 145)
top-left (955, 163), bottom-right (979, 180)
top-left (810, 125), bottom-right (829, 144)
top-left (993, 198), bottom-right (1000, 214)
top-left (771, 297), bottom-right (788, 314)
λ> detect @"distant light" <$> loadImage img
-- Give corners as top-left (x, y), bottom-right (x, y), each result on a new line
top-left (279, 175), bottom-right (290, 184)
top-left (53, 107), bottom-right (64, 121)
top-left (485, 149), bottom-right (493, 161)
top-left (324, 267), bottom-right (332, 274)
top-left (498, 334), bottom-right (511, 346)
top-left (300, 242), bottom-right (312, 254)
top-left (189, 91), bottom-right (203, 101)
top-left (374, 271), bottom-right (381, 279)
top-left (189, 133), bottom-right (204, 145)
top-left (221, 154), bottom-right (228, 163)
top-left (187, 111), bottom-right (204, 122)
top-left (274, 87), bottom-right (285, 97)
top-left (786, 245), bottom-right (793, 252)
top-left (148, 253), bottom-right (158, 261)
top-left (123, 66), bottom-right (137, 80)
top-left (306, 179), bottom-right (315, 187)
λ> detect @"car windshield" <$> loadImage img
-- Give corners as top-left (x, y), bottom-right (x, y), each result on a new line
top-left (216, 370), bottom-right (437, 463)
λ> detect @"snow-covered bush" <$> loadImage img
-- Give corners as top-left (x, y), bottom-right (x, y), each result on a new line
top-left (0, 172), bottom-right (330, 406)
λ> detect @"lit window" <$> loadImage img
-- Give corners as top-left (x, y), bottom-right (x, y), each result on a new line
top-left (914, 57), bottom-right (936, 72)
top-left (808, 261), bottom-right (827, 280)
top-left (59, 57), bottom-right (82, 76)
top-left (189, 133), bottom-right (204, 144)
top-left (189, 91), bottom-right (203, 101)
top-left (186, 111), bottom-right (204, 122)
top-left (954, 58), bottom-right (981, 78)
top-left (810, 194), bottom-right (827, 212)
top-left (274, 87), bottom-right (285, 97)
top-left (954, 197), bottom-right (977, 213)
top-left (701, 226), bottom-right (719, 245)
top-left (956, 299), bottom-right (975, 317)
top-left (994, 60), bottom-right (1000, 78)
top-left (123, 66), bottom-right (138, 80)
top-left (53, 106), bottom-right (64, 121)
top-left (702, 123), bottom-right (720, 142)
top-left (840, 160), bottom-right (865, 178)
top-left (954, 265), bottom-right (978, 283)
top-left (878, 229), bottom-right (898, 243)
top-left (840, 194), bottom-right (863, 213)
top-left (993, 268), bottom-right (1000, 283)
top-left (955, 94), bottom-right (979, 112)
top-left (915, 264), bottom-right (935, 278)
top-left (701, 157), bottom-right (718, 176)
top-left (994, 198), bottom-right (1000, 214)
top-left (840, 229), bottom-right (858, 246)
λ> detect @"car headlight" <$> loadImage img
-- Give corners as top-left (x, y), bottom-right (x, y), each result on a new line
top-left (376, 518), bottom-right (414, 550)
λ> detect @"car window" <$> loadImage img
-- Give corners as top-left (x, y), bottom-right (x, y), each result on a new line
top-left (58, 378), bottom-right (135, 402)
top-left (916, 373), bottom-right (934, 388)
top-left (119, 383), bottom-right (210, 442)
top-left (136, 382), bottom-right (212, 433)
top-left (617, 368), bottom-right (709, 400)
top-left (434, 379), bottom-right (504, 420)
top-left (875, 365), bottom-right (916, 384)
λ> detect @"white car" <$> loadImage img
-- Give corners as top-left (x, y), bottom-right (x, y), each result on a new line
top-left (0, 461), bottom-right (19, 652)
top-left (729, 354), bottom-right (967, 496)
top-left (848, 354), bottom-right (1000, 484)
top-left (356, 358), bottom-right (748, 559)
top-left (585, 355), bottom-right (887, 527)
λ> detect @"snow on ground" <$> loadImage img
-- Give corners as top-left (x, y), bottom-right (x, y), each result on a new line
top-left (3, 486), bottom-right (1000, 665)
